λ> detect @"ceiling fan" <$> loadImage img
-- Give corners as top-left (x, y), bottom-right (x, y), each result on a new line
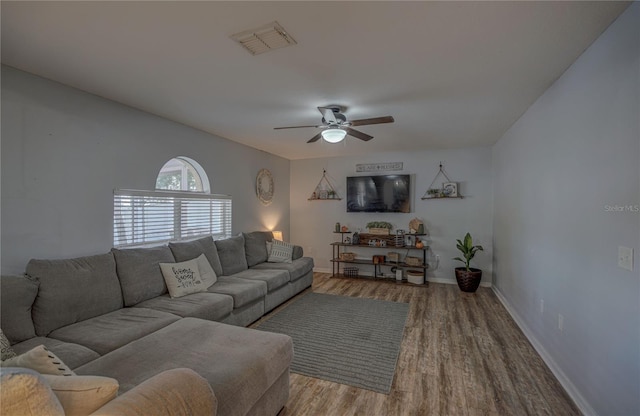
top-left (274, 106), bottom-right (394, 143)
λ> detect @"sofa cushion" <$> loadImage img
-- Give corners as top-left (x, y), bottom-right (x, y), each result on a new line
top-left (74, 318), bottom-right (293, 416)
top-left (11, 338), bottom-right (99, 370)
top-left (169, 236), bottom-right (223, 277)
top-left (1, 345), bottom-right (75, 376)
top-left (27, 253), bottom-right (123, 337)
top-left (112, 246), bottom-right (174, 307)
top-left (0, 275), bottom-right (39, 343)
top-left (0, 368), bottom-right (65, 415)
top-left (42, 374), bottom-right (119, 415)
top-left (251, 257), bottom-right (315, 282)
top-left (48, 308), bottom-right (180, 355)
top-left (215, 235), bottom-right (248, 275)
top-left (230, 269), bottom-right (289, 292)
top-left (134, 292), bottom-right (233, 322)
top-left (207, 276), bottom-right (266, 309)
top-left (243, 231), bottom-right (273, 267)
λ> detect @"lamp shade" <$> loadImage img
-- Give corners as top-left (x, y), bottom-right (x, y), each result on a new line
top-left (272, 231), bottom-right (283, 241)
top-left (321, 128), bottom-right (347, 143)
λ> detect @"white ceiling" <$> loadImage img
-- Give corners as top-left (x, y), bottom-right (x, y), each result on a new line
top-left (1, 1), bottom-right (629, 160)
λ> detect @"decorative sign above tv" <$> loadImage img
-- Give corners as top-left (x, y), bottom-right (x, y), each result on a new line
top-left (346, 175), bottom-right (411, 213)
top-left (355, 162), bottom-right (403, 173)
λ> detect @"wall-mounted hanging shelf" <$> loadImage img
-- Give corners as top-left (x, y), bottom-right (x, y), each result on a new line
top-left (421, 162), bottom-right (464, 200)
top-left (309, 169), bottom-right (342, 201)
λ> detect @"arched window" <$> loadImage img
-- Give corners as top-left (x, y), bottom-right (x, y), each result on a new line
top-left (155, 157), bottom-right (210, 193)
top-left (113, 157), bottom-right (231, 247)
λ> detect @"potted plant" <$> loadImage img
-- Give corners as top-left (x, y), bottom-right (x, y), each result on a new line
top-left (366, 221), bottom-right (393, 235)
top-left (453, 233), bottom-right (484, 292)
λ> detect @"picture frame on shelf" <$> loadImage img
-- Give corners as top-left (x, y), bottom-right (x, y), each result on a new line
top-left (443, 182), bottom-right (458, 197)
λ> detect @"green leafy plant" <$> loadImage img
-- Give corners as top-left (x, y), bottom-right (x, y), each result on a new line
top-left (366, 221), bottom-right (393, 230)
top-left (453, 233), bottom-right (484, 271)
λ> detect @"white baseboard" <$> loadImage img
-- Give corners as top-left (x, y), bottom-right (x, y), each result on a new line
top-left (492, 286), bottom-right (596, 416)
top-left (313, 268), bottom-right (492, 287)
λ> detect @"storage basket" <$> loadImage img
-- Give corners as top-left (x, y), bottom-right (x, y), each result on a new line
top-left (406, 270), bottom-right (424, 285)
top-left (339, 252), bottom-right (356, 261)
top-left (405, 256), bottom-right (423, 266)
top-left (368, 228), bottom-right (390, 235)
top-left (387, 252), bottom-right (400, 263)
top-left (343, 267), bottom-right (359, 278)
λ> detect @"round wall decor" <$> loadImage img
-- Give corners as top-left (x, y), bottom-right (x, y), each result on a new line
top-left (256, 168), bottom-right (274, 205)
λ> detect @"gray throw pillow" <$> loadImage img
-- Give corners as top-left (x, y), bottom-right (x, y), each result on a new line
top-left (0, 275), bottom-right (39, 343)
top-left (169, 236), bottom-right (223, 277)
top-left (214, 235), bottom-right (248, 275)
top-left (243, 231), bottom-right (274, 267)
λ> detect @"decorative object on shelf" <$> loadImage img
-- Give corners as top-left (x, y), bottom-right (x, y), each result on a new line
top-left (256, 168), bottom-right (274, 205)
top-left (355, 162), bottom-right (403, 173)
top-left (394, 234), bottom-right (405, 247)
top-left (340, 252), bottom-right (356, 261)
top-left (394, 267), bottom-right (403, 281)
top-left (421, 162), bottom-right (464, 199)
top-left (343, 267), bottom-right (359, 278)
top-left (405, 256), bottom-right (423, 266)
top-left (352, 232), bottom-right (360, 245)
top-left (309, 169), bottom-right (341, 201)
top-left (366, 221), bottom-right (393, 235)
top-left (443, 182), bottom-right (458, 197)
top-left (372, 255), bottom-right (386, 265)
top-left (341, 225), bottom-right (349, 232)
top-left (387, 252), bottom-right (400, 263)
top-left (415, 240), bottom-right (424, 249)
top-left (406, 270), bottom-right (424, 285)
top-left (335, 223), bottom-right (341, 232)
top-left (408, 218), bottom-right (424, 234)
top-left (453, 232), bottom-right (484, 293)
top-left (344, 237), bottom-right (351, 244)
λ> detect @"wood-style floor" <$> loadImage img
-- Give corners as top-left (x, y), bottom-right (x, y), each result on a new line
top-left (252, 273), bottom-right (580, 416)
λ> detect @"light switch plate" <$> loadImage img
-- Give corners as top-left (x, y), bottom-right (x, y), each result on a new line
top-left (618, 246), bottom-right (634, 272)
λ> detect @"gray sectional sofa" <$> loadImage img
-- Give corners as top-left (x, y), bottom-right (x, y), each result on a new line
top-left (0, 231), bottom-right (314, 416)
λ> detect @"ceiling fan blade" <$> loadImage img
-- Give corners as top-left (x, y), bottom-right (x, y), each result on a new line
top-left (274, 124), bottom-right (322, 130)
top-left (349, 116), bottom-right (395, 126)
top-left (318, 107), bottom-right (337, 125)
top-left (345, 127), bottom-right (373, 141)
top-left (307, 132), bottom-right (323, 143)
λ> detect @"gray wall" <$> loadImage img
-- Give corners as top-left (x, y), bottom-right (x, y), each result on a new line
top-left (290, 147), bottom-right (493, 286)
top-left (1, 66), bottom-right (291, 274)
top-left (492, 4), bottom-right (639, 415)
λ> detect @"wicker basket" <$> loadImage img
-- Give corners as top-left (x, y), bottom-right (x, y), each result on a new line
top-left (339, 252), bottom-right (356, 261)
top-left (343, 267), bottom-right (359, 278)
top-left (406, 270), bottom-right (424, 285)
top-left (387, 252), bottom-right (400, 263)
top-left (405, 256), bottom-right (423, 266)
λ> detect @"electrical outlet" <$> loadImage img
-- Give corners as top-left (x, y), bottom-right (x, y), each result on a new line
top-left (540, 299), bottom-right (544, 315)
top-left (618, 246), bottom-right (634, 271)
top-left (558, 314), bottom-right (564, 332)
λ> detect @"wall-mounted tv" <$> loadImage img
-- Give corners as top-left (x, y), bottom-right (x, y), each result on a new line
top-left (346, 175), bottom-right (411, 213)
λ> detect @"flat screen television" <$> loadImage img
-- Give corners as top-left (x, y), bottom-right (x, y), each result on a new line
top-left (346, 174), bottom-right (411, 213)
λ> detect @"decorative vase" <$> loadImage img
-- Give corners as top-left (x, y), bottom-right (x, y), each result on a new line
top-left (335, 223), bottom-right (341, 232)
top-left (417, 224), bottom-right (424, 234)
top-left (454, 268), bottom-right (482, 293)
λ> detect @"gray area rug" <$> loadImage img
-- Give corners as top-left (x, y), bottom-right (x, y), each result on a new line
top-left (256, 292), bottom-right (409, 394)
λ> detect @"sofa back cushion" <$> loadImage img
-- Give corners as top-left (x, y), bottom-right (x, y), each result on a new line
top-left (0, 275), bottom-right (39, 343)
top-left (243, 231), bottom-right (274, 267)
top-left (27, 253), bottom-right (123, 337)
top-left (214, 235), bottom-right (248, 276)
top-left (111, 246), bottom-right (174, 307)
top-left (168, 236), bottom-right (223, 277)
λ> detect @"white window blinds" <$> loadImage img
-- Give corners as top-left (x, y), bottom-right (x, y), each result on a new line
top-left (113, 189), bottom-right (232, 248)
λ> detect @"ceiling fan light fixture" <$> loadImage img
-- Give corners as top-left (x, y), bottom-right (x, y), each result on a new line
top-left (321, 128), bottom-right (347, 143)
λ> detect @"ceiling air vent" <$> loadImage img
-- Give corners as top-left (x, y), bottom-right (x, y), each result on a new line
top-left (230, 21), bottom-right (297, 55)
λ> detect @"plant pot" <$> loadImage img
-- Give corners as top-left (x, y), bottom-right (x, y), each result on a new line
top-left (454, 267), bottom-right (482, 293)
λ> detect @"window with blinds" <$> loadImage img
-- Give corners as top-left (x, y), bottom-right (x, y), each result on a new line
top-left (113, 189), bottom-right (232, 248)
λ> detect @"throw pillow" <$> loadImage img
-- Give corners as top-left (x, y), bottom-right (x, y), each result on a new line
top-left (0, 368), bottom-right (65, 415)
top-left (267, 240), bottom-right (294, 264)
top-left (195, 253), bottom-right (217, 286)
top-left (0, 329), bottom-right (16, 361)
top-left (42, 374), bottom-right (119, 415)
top-left (159, 258), bottom-right (208, 298)
top-left (1, 345), bottom-right (75, 376)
